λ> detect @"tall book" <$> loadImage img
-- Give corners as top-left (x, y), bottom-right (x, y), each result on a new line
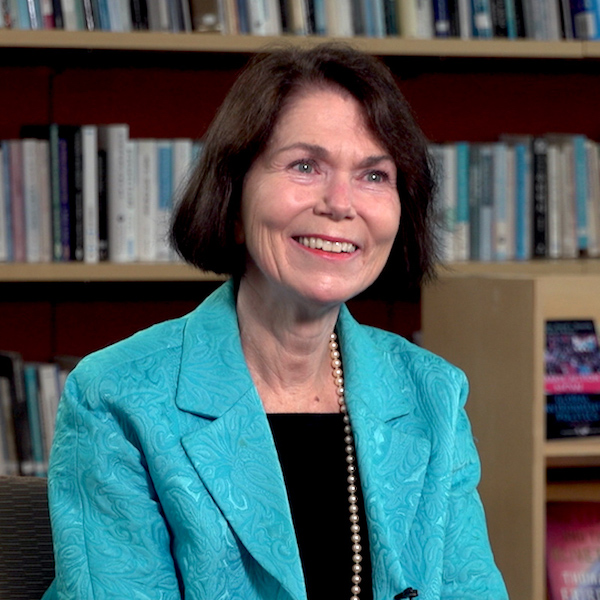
top-left (0, 374), bottom-right (19, 475)
top-left (136, 139), bottom-right (158, 262)
top-left (569, 0), bottom-right (600, 39)
top-left (454, 141), bottom-right (470, 261)
top-left (325, 0), bottom-right (353, 35)
top-left (22, 138), bottom-right (42, 263)
top-left (531, 136), bottom-right (549, 258)
top-left (586, 139), bottom-right (600, 258)
top-left (81, 124), bottom-right (99, 263)
top-left (0, 351), bottom-right (33, 476)
top-left (156, 139), bottom-right (173, 262)
top-left (8, 140), bottom-right (26, 263)
top-left (97, 124), bottom-right (133, 263)
top-left (547, 502), bottom-right (600, 600)
top-left (23, 364), bottom-right (46, 476)
top-left (0, 143), bottom-right (7, 262)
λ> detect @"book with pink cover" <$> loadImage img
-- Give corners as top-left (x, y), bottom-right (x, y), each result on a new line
top-left (547, 501), bottom-right (600, 600)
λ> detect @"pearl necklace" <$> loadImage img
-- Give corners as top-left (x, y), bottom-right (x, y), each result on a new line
top-left (329, 332), bottom-right (363, 600)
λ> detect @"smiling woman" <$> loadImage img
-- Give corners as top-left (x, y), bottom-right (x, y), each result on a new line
top-left (43, 44), bottom-right (509, 600)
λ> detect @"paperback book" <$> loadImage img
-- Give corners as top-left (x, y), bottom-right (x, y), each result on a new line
top-left (545, 319), bottom-right (600, 438)
top-left (547, 501), bottom-right (600, 600)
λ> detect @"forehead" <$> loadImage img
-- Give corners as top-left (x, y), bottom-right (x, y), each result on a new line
top-left (269, 86), bottom-right (382, 149)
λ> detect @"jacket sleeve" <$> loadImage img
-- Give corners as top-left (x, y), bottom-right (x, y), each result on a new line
top-left (47, 369), bottom-right (182, 600)
top-left (440, 374), bottom-right (509, 600)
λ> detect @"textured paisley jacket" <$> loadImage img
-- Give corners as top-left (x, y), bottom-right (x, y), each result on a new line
top-left (43, 280), bottom-right (508, 600)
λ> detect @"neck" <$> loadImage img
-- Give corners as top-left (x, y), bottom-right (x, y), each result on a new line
top-left (236, 276), bottom-right (342, 413)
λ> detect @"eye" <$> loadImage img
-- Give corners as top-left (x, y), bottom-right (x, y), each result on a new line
top-left (291, 160), bottom-right (315, 174)
top-left (365, 170), bottom-right (389, 183)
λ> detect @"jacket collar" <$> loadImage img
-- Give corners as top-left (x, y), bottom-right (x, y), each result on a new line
top-left (175, 281), bottom-right (431, 600)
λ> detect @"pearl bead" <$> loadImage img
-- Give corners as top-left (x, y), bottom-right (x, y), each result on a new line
top-left (329, 333), bottom-right (363, 600)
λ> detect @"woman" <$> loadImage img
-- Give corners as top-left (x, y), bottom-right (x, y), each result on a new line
top-left (43, 44), bottom-right (508, 600)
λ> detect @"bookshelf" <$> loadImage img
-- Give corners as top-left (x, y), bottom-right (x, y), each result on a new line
top-left (421, 261), bottom-right (600, 600)
top-left (1, 28), bottom-right (600, 594)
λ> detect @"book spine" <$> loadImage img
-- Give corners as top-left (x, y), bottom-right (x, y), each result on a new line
top-left (586, 140), bottom-right (600, 257)
top-left (9, 141), bottom-right (26, 263)
top-left (471, 0), bottom-right (493, 37)
top-left (70, 127), bottom-right (84, 261)
top-left (546, 139), bottom-right (563, 258)
top-left (136, 139), bottom-right (158, 262)
top-left (2, 142), bottom-right (13, 261)
top-left (0, 144), bottom-right (7, 262)
top-left (81, 124), bottom-right (99, 264)
top-left (573, 134), bottom-right (589, 253)
top-left (22, 138), bottom-right (42, 262)
top-left (493, 142), bottom-right (509, 261)
top-left (156, 139), bottom-right (173, 262)
top-left (514, 141), bottom-right (532, 260)
top-left (40, 0), bottom-right (54, 27)
top-left (478, 144), bottom-right (494, 261)
top-left (455, 141), bottom-right (470, 261)
top-left (468, 143), bottom-right (482, 261)
top-left (98, 124), bottom-right (131, 263)
top-left (532, 136), bottom-right (549, 257)
top-left (124, 139), bottom-right (138, 261)
top-left (23, 364), bottom-right (46, 476)
top-left (433, 0), bottom-right (451, 36)
top-left (569, 0), bottom-right (600, 39)
top-left (36, 139), bottom-right (52, 262)
top-left (97, 147), bottom-right (108, 261)
top-left (490, 0), bottom-right (508, 36)
top-left (58, 135), bottom-right (71, 261)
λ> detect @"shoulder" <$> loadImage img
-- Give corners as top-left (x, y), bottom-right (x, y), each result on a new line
top-left (357, 322), bottom-right (469, 409)
top-left (65, 312), bottom-right (191, 405)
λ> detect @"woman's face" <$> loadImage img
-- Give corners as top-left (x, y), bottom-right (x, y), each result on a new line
top-left (239, 87), bottom-right (401, 309)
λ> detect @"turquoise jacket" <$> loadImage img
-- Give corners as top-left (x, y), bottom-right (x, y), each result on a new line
top-left (43, 281), bottom-right (508, 600)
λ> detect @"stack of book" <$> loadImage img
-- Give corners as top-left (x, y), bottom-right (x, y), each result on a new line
top-left (0, 351), bottom-right (77, 477)
top-left (430, 134), bottom-right (600, 263)
top-left (0, 124), bottom-right (202, 264)
top-left (2, 0), bottom-right (599, 40)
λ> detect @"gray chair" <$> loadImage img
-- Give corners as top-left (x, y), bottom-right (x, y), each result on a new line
top-left (0, 476), bottom-right (55, 599)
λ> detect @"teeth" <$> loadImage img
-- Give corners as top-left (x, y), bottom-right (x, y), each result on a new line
top-left (297, 236), bottom-right (356, 254)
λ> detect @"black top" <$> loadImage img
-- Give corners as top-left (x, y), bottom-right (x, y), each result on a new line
top-left (268, 413), bottom-right (373, 600)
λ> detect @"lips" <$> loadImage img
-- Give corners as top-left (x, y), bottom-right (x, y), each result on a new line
top-left (295, 236), bottom-right (357, 254)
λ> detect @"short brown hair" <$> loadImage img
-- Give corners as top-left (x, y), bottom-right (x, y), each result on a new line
top-left (171, 43), bottom-right (436, 294)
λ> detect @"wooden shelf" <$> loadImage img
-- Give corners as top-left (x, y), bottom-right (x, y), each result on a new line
top-left (547, 481), bottom-right (600, 502)
top-left (0, 29), bottom-right (592, 59)
top-left (437, 259), bottom-right (600, 277)
top-left (0, 262), bottom-right (225, 282)
top-left (546, 438), bottom-right (600, 468)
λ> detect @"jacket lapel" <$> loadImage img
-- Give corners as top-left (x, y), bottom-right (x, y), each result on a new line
top-left (175, 282), bottom-right (306, 600)
top-left (337, 307), bottom-right (432, 599)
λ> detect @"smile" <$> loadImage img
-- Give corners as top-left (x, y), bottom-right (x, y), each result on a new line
top-left (295, 236), bottom-right (357, 254)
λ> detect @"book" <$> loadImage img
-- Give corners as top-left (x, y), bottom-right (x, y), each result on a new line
top-left (156, 139), bottom-right (173, 262)
top-left (587, 139), bottom-right (600, 258)
top-left (97, 124), bottom-right (133, 263)
top-left (22, 138), bottom-right (42, 262)
top-left (545, 319), bottom-right (600, 439)
top-left (8, 140), bottom-right (26, 263)
top-left (547, 501), bottom-right (600, 600)
top-left (37, 139), bottom-right (52, 263)
top-left (0, 375), bottom-right (19, 475)
top-left (81, 124), bottom-right (99, 263)
top-left (531, 136), bottom-right (549, 258)
top-left (0, 351), bottom-right (33, 476)
top-left (325, 0), bottom-right (353, 36)
top-left (0, 142), bottom-right (7, 261)
top-left (433, 0), bottom-right (451, 36)
top-left (189, 0), bottom-right (222, 31)
top-left (471, 0), bottom-right (493, 37)
top-left (136, 138), bottom-right (158, 261)
top-left (1, 141), bottom-right (12, 261)
top-left (570, 0), bottom-right (600, 39)
top-left (23, 363), bottom-right (46, 475)
top-left (492, 142), bottom-right (509, 260)
top-left (454, 141), bottom-right (470, 261)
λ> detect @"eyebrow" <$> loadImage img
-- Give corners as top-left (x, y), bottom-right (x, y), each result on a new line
top-left (274, 142), bottom-right (395, 169)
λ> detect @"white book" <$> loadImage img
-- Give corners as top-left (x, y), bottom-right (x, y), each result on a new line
top-left (98, 124), bottom-right (132, 263)
top-left (415, 0), bottom-right (433, 38)
top-left (457, 0), bottom-right (472, 38)
top-left (107, 0), bottom-right (124, 30)
top-left (326, 0), bottom-right (354, 36)
top-left (560, 140), bottom-right (578, 258)
top-left (81, 125), bottom-right (99, 264)
top-left (22, 138), bottom-right (41, 263)
top-left (586, 139), bottom-right (600, 258)
top-left (248, 0), bottom-right (281, 35)
top-left (61, 0), bottom-right (79, 30)
top-left (119, 0), bottom-right (132, 31)
top-left (36, 140), bottom-right (52, 263)
top-left (398, 0), bottom-right (419, 37)
top-left (430, 143), bottom-right (457, 263)
top-left (137, 139), bottom-right (158, 262)
top-left (0, 145), bottom-right (7, 262)
top-left (37, 363), bottom-right (61, 463)
top-left (125, 140), bottom-right (138, 261)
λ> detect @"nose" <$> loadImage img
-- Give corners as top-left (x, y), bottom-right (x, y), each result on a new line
top-left (315, 175), bottom-right (356, 221)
